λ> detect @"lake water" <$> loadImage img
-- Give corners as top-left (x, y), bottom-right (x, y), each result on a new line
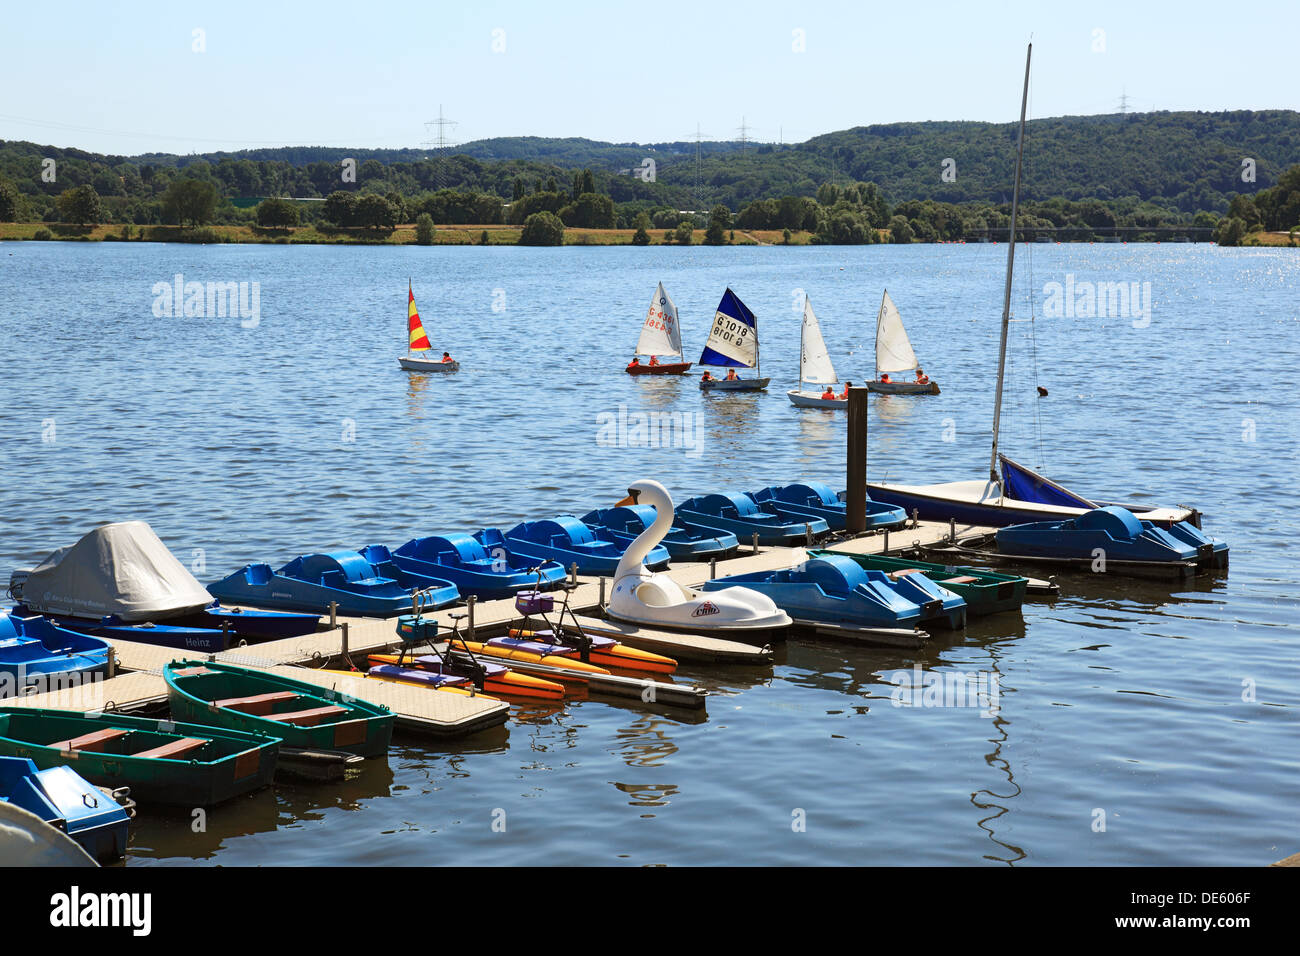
top-left (2, 240), bottom-right (1297, 865)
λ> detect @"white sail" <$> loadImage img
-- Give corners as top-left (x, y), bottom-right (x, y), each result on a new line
top-left (635, 282), bottom-right (683, 357)
top-left (798, 296), bottom-right (838, 384)
top-left (875, 289), bottom-right (920, 373)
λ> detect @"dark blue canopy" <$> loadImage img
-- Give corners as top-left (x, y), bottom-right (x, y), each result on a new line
top-left (1000, 455), bottom-right (1096, 509)
top-left (699, 288), bottom-right (757, 368)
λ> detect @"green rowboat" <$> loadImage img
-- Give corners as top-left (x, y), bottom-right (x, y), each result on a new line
top-left (164, 660), bottom-right (394, 758)
top-left (811, 549), bottom-right (1028, 616)
top-left (0, 707), bottom-right (279, 806)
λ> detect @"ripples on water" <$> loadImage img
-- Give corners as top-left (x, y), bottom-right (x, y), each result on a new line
top-left (1, 241), bottom-right (1297, 865)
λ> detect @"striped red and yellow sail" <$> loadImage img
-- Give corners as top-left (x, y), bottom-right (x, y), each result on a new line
top-left (408, 283), bottom-right (431, 351)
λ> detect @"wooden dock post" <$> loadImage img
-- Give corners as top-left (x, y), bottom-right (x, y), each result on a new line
top-left (751, 532), bottom-right (760, 554)
top-left (467, 595), bottom-right (476, 642)
top-left (341, 622), bottom-right (349, 662)
top-left (329, 601), bottom-right (338, 630)
top-left (846, 386), bottom-right (869, 533)
top-left (598, 577), bottom-right (606, 605)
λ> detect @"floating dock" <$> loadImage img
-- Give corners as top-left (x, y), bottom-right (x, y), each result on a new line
top-left (4, 518), bottom-right (986, 730)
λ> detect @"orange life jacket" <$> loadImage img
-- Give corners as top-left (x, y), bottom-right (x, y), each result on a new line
top-left (821, 389), bottom-right (835, 400)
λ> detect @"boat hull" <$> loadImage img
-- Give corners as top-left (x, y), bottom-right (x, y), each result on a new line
top-left (700, 377), bottom-right (770, 391)
top-left (866, 480), bottom-right (1197, 529)
top-left (0, 756), bottom-right (130, 863)
top-left (0, 614), bottom-right (111, 692)
top-left (627, 362), bottom-right (691, 375)
top-left (0, 708), bottom-right (280, 807)
top-left (399, 356), bottom-right (459, 372)
top-left (787, 390), bottom-right (845, 408)
top-left (866, 381), bottom-right (940, 395)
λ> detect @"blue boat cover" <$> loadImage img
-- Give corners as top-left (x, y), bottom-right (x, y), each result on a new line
top-left (698, 289), bottom-right (758, 368)
top-left (1000, 456), bottom-right (1097, 510)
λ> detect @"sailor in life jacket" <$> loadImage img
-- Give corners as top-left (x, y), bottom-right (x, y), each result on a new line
top-left (701, 370), bottom-right (714, 382)
top-left (839, 381), bottom-right (852, 399)
top-left (821, 386), bottom-right (836, 400)
top-left (914, 367), bottom-right (929, 384)
top-left (648, 355), bottom-right (659, 367)
top-left (725, 369), bottom-right (738, 381)
top-left (628, 356), bottom-right (641, 368)
top-left (880, 372), bottom-right (891, 383)
top-left (441, 352), bottom-right (453, 363)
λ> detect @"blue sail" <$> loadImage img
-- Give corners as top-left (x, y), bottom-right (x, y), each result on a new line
top-left (1000, 455), bottom-right (1097, 509)
top-left (699, 288), bottom-right (758, 368)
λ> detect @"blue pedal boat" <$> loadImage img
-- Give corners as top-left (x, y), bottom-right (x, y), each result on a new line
top-left (750, 482), bottom-right (906, 531)
top-left (700, 553), bottom-right (964, 630)
top-left (386, 533), bottom-right (566, 600)
top-left (0, 612), bottom-right (111, 694)
top-left (991, 506), bottom-right (1227, 578)
top-left (498, 517), bottom-right (670, 577)
top-left (210, 550), bottom-right (460, 617)
top-left (676, 492), bottom-right (830, 546)
top-left (580, 505), bottom-right (739, 561)
top-left (0, 755), bottom-right (130, 863)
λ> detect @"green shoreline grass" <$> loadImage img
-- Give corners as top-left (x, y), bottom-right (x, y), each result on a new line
top-left (3, 222), bottom-right (1293, 247)
top-left (0, 222), bottom-right (812, 246)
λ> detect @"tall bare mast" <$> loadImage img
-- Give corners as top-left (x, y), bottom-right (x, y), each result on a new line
top-left (989, 42), bottom-right (1032, 486)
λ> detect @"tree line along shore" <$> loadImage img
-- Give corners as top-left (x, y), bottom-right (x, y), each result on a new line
top-left (2, 156), bottom-right (1297, 248)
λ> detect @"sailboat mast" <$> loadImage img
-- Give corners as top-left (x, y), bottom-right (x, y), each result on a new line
top-left (988, 42), bottom-right (1032, 485)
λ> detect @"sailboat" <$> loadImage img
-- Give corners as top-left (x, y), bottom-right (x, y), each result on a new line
top-left (865, 290), bottom-right (940, 394)
top-left (626, 282), bottom-right (691, 375)
top-left (398, 281), bottom-right (458, 373)
top-left (787, 296), bottom-right (848, 407)
top-left (865, 43), bottom-right (1200, 529)
top-left (698, 288), bottom-right (770, 391)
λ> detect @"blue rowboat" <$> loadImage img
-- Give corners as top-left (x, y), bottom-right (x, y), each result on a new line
top-left (580, 505), bottom-right (738, 560)
top-left (0, 755), bottom-right (130, 863)
top-left (700, 554), bottom-right (965, 630)
top-left (749, 482), bottom-right (906, 531)
top-left (498, 517), bottom-right (670, 577)
top-left (676, 492), bottom-right (829, 546)
top-left (0, 612), bottom-right (111, 694)
top-left (385, 533), bottom-right (566, 600)
top-left (210, 550), bottom-right (459, 617)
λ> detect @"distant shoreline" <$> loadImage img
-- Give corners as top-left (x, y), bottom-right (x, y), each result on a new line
top-left (2, 222), bottom-right (1292, 247)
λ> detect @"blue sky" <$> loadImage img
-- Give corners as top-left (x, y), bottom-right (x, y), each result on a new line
top-left (2, 0), bottom-right (1295, 155)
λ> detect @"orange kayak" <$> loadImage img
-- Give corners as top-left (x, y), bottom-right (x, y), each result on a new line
top-left (365, 654), bottom-right (565, 702)
top-left (505, 629), bottom-right (678, 675)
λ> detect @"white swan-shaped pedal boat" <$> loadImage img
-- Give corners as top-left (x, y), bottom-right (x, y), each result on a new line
top-left (606, 480), bottom-right (792, 633)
